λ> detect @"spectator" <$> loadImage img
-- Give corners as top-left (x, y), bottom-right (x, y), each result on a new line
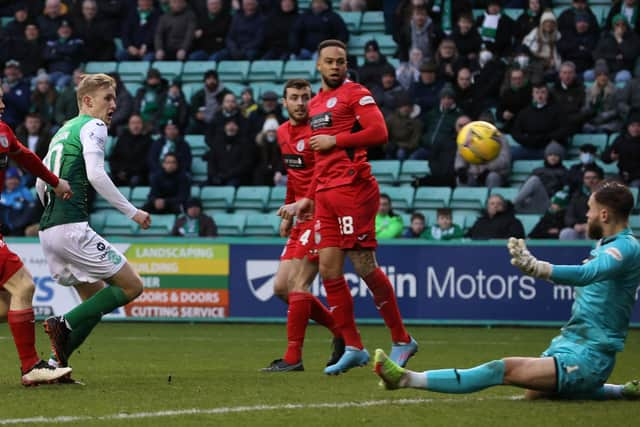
top-left (29, 73), bottom-right (57, 127)
top-left (472, 48), bottom-right (507, 110)
top-left (134, 68), bottom-right (169, 133)
top-left (1, 60), bottom-right (30, 128)
top-left (375, 193), bottom-right (404, 239)
top-left (15, 113), bottom-right (51, 161)
top-left (0, 168), bottom-right (37, 236)
top-left (424, 208), bottom-right (464, 240)
top-left (159, 82), bottom-right (189, 131)
top-left (557, 12), bottom-right (598, 75)
top-left (528, 187), bottom-right (570, 239)
top-left (582, 60), bottom-right (623, 134)
top-left (204, 118), bottom-right (254, 186)
top-left (395, 6), bottom-right (441, 62)
top-left (221, 0), bottom-right (265, 60)
top-left (434, 37), bottom-right (461, 82)
top-left (207, 92), bottom-right (247, 143)
top-left (514, 141), bottom-right (569, 214)
top-left (253, 117), bottom-right (284, 185)
top-left (592, 14), bottom-right (640, 84)
top-left (3, 3), bottom-right (30, 40)
top-left (42, 20), bottom-right (84, 90)
top-left (82, 0), bottom-right (126, 36)
top-left (605, 0), bottom-right (640, 36)
top-left (73, 0), bottom-right (116, 61)
top-left (559, 164), bottom-right (602, 240)
top-left (339, 0), bottom-right (365, 12)
top-left (453, 66), bottom-right (481, 118)
top-left (171, 198), bottom-right (217, 237)
top-left (262, 0), bottom-right (298, 59)
top-left (557, 0), bottom-right (599, 37)
top-left (467, 194), bottom-right (525, 239)
top-left (402, 212), bottom-right (427, 238)
top-left (154, 0), bottom-right (197, 61)
top-left (147, 121), bottom-right (192, 179)
top-left (522, 10), bottom-right (561, 82)
top-left (511, 81), bottom-right (569, 160)
top-left (53, 69), bottom-right (82, 127)
top-left (108, 72), bottom-right (134, 136)
top-left (144, 152), bottom-right (191, 215)
top-left (455, 115), bottom-right (511, 188)
top-left (247, 91), bottom-right (286, 140)
top-left (568, 143), bottom-right (600, 193)
top-left (118, 0), bottom-right (160, 61)
top-left (7, 24), bottom-right (45, 78)
top-left (550, 61), bottom-right (586, 135)
top-left (240, 87), bottom-right (258, 118)
top-left (110, 114), bottom-right (152, 187)
top-left (371, 69), bottom-right (406, 117)
top-left (396, 47), bottom-right (422, 90)
top-left (290, 0), bottom-right (348, 59)
top-left (188, 0), bottom-right (231, 61)
top-left (385, 93), bottom-right (422, 160)
top-left (188, 70), bottom-right (231, 135)
top-left (358, 40), bottom-right (394, 91)
top-left (37, 0), bottom-right (67, 41)
top-left (497, 67), bottom-right (531, 133)
top-left (514, 0), bottom-right (542, 43)
top-left (601, 112), bottom-right (640, 187)
top-left (451, 12), bottom-right (482, 62)
top-left (409, 60), bottom-right (445, 116)
top-left (475, 0), bottom-right (514, 58)
top-left (616, 75), bottom-right (640, 121)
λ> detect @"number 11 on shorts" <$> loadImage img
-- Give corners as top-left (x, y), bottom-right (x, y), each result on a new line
top-left (338, 216), bottom-right (354, 235)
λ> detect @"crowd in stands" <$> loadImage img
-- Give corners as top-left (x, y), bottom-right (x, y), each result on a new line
top-left (0, 0), bottom-right (639, 239)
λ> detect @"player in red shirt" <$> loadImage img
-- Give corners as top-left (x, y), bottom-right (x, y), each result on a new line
top-left (262, 79), bottom-right (343, 372)
top-left (0, 87), bottom-right (74, 385)
top-left (284, 40), bottom-right (418, 375)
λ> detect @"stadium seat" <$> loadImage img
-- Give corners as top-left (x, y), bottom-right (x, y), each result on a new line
top-left (450, 187), bottom-right (489, 210)
top-left (117, 61), bottom-right (151, 83)
top-left (152, 61), bottom-right (183, 81)
top-left (215, 213), bottom-right (246, 235)
top-left (348, 34), bottom-right (375, 53)
top-left (570, 133), bottom-right (608, 156)
top-left (182, 82), bottom-right (201, 102)
top-left (370, 160), bottom-right (400, 184)
top-left (105, 136), bottom-right (117, 158)
top-left (191, 158), bottom-right (208, 183)
top-left (338, 11), bottom-right (362, 34)
top-left (608, 133), bottom-right (620, 144)
top-left (511, 160), bottom-right (543, 185)
top-left (94, 187), bottom-right (129, 211)
top-left (130, 186), bottom-right (150, 207)
top-left (217, 60), bottom-right (250, 82)
top-left (503, 8), bottom-right (521, 20)
top-left (244, 213), bottom-right (281, 236)
top-left (182, 61), bottom-right (216, 83)
top-left (372, 34), bottom-right (396, 56)
top-left (123, 82), bottom-right (142, 96)
top-left (248, 60), bottom-right (284, 82)
top-left (282, 60), bottom-right (317, 81)
top-left (251, 82), bottom-right (282, 100)
top-left (399, 212), bottom-right (412, 228)
top-left (185, 134), bottom-right (207, 157)
top-left (234, 186), bottom-right (270, 210)
top-left (360, 11), bottom-right (385, 33)
top-left (590, 5), bottom-right (609, 27)
top-left (298, 0), bottom-right (311, 10)
top-left (398, 160), bottom-right (430, 184)
top-left (454, 208), bottom-right (482, 230)
top-left (599, 161), bottom-right (618, 177)
top-left (103, 215), bottom-right (136, 236)
top-left (200, 186), bottom-right (235, 210)
top-left (516, 214), bottom-right (541, 236)
top-left (422, 209), bottom-right (437, 225)
top-left (267, 186), bottom-right (286, 210)
top-left (490, 187), bottom-right (519, 204)
top-left (413, 187), bottom-right (451, 209)
top-left (379, 185), bottom-right (414, 211)
top-left (90, 212), bottom-right (106, 234)
top-left (630, 216), bottom-right (640, 234)
top-left (85, 61), bottom-right (117, 74)
top-left (143, 214), bottom-right (176, 236)
top-left (630, 187), bottom-right (639, 207)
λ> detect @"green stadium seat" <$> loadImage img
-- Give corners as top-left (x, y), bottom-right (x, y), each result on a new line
top-left (217, 60), bottom-right (250, 82)
top-left (516, 214), bottom-right (541, 236)
top-left (630, 187), bottom-right (639, 207)
top-left (570, 133), bottom-right (608, 156)
top-left (413, 187), bottom-right (451, 209)
top-left (123, 82), bottom-right (142, 96)
top-left (503, 8), bottom-right (521, 20)
top-left (348, 34), bottom-right (375, 54)
top-left (590, 5), bottom-right (608, 27)
top-left (143, 214), bottom-right (175, 236)
top-left (1, 16), bottom-right (13, 28)
top-left (450, 187), bottom-right (489, 210)
top-left (200, 186), bottom-right (235, 210)
top-left (103, 215), bottom-right (136, 236)
top-left (370, 160), bottom-right (400, 184)
top-left (360, 11), bottom-right (385, 33)
top-left (472, 9), bottom-right (483, 19)
top-left (379, 185), bottom-right (413, 211)
top-left (599, 160), bottom-right (618, 176)
top-left (608, 133), bottom-right (620, 145)
top-left (85, 61), bottom-right (117, 74)
top-left (552, 7), bottom-right (568, 19)
top-left (244, 213), bottom-right (281, 236)
top-left (490, 187), bottom-right (519, 203)
top-left (422, 209), bottom-right (437, 225)
top-left (224, 82), bottom-right (247, 97)
top-left (105, 136), bottom-right (117, 158)
top-left (191, 158), bottom-right (208, 183)
top-left (152, 61), bottom-right (183, 81)
top-left (251, 82), bottom-right (282, 100)
top-left (182, 82), bottom-right (201, 102)
top-left (452, 211), bottom-right (467, 229)
top-left (185, 134), bottom-right (207, 157)
top-left (630, 216), bottom-right (640, 234)
top-left (94, 187), bottom-right (130, 211)
top-left (298, 0), bottom-right (311, 10)
top-left (215, 213), bottom-right (246, 235)
top-left (268, 186), bottom-right (286, 210)
top-left (372, 34), bottom-right (396, 56)
top-left (130, 186), bottom-right (150, 207)
top-left (453, 208), bottom-right (482, 230)
top-left (282, 60), bottom-right (317, 81)
top-left (398, 160), bottom-right (430, 184)
top-left (248, 60), bottom-right (284, 82)
top-left (117, 61), bottom-right (151, 83)
top-left (511, 160), bottom-right (543, 185)
top-left (338, 11), bottom-right (362, 34)
top-left (234, 186), bottom-right (270, 210)
top-left (90, 212), bottom-right (106, 234)
top-left (182, 61), bottom-right (216, 83)
top-left (399, 212), bottom-right (412, 228)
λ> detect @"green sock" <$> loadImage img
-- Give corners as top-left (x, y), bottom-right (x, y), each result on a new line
top-left (64, 315), bottom-right (101, 357)
top-left (64, 286), bottom-right (129, 330)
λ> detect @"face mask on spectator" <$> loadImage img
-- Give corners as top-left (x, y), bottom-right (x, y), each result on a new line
top-left (479, 50), bottom-right (493, 67)
top-left (580, 153), bottom-right (594, 164)
top-left (514, 55), bottom-right (529, 69)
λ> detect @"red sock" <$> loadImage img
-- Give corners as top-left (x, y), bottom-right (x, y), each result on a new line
top-left (309, 295), bottom-right (340, 338)
top-left (8, 309), bottom-right (39, 373)
top-left (364, 268), bottom-right (410, 343)
top-left (283, 292), bottom-right (312, 364)
top-left (323, 277), bottom-right (362, 349)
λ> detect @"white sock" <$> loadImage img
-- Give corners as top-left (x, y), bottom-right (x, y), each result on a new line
top-left (404, 370), bottom-right (427, 388)
top-left (48, 358), bottom-right (59, 368)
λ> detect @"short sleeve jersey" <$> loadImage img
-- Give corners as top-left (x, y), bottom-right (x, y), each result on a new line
top-left (277, 121), bottom-right (314, 202)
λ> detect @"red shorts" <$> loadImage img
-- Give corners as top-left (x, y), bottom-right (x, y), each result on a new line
top-left (280, 219), bottom-right (319, 262)
top-left (314, 178), bottom-right (379, 250)
top-left (0, 241), bottom-right (24, 288)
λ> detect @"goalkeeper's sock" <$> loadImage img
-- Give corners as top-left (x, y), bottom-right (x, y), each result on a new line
top-left (64, 286), bottom-right (129, 329)
top-left (323, 276), bottom-right (363, 350)
top-left (363, 268), bottom-right (410, 343)
top-left (283, 292), bottom-right (311, 364)
top-left (422, 360), bottom-right (505, 393)
top-left (309, 294), bottom-right (340, 338)
top-left (569, 384), bottom-right (624, 400)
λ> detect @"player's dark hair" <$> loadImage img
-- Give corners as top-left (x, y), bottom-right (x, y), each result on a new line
top-left (317, 39), bottom-right (347, 56)
top-left (594, 180), bottom-right (634, 221)
top-left (283, 79), bottom-right (311, 98)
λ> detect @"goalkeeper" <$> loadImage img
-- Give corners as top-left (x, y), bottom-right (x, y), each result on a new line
top-left (375, 180), bottom-right (640, 400)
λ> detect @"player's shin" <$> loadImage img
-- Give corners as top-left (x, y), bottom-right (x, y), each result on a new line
top-left (309, 295), bottom-right (340, 337)
top-left (8, 308), bottom-right (39, 373)
top-left (363, 268), bottom-right (410, 343)
top-left (64, 286), bottom-right (130, 329)
top-left (323, 277), bottom-right (363, 349)
top-left (424, 360), bottom-right (506, 394)
top-left (284, 292), bottom-right (313, 364)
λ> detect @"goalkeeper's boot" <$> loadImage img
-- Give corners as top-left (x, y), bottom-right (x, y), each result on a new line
top-left (389, 336), bottom-right (418, 368)
top-left (326, 337), bottom-right (345, 367)
top-left (21, 360), bottom-right (72, 387)
top-left (43, 316), bottom-right (71, 368)
top-left (374, 349), bottom-right (407, 390)
top-left (622, 380), bottom-right (640, 399)
top-left (261, 359), bottom-right (304, 372)
top-left (324, 347), bottom-right (369, 375)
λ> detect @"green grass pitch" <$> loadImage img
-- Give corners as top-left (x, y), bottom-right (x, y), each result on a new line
top-left (1, 323), bottom-right (639, 426)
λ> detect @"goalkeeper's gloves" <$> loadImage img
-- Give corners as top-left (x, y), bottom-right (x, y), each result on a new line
top-left (507, 237), bottom-right (552, 279)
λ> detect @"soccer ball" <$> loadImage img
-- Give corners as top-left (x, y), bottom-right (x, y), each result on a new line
top-left (456, 121), bottom-right (503, 164)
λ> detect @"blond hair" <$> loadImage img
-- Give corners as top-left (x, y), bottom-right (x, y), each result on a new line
top-left (76, 73), bottom-right (116, 109)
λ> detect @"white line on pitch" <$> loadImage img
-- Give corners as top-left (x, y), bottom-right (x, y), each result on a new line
top-left (0, 396), bottom-right (522, 425)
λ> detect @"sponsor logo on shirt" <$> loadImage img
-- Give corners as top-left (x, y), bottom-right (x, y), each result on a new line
top-left (283, 154), bottom-right (306, 169)
top-left (310, 112), bottom-right (333, 130)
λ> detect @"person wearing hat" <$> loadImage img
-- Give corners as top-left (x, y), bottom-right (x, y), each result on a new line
top-left (1, 60), bottom-right (31, 128)
top-left (593, 14), bottom-right (640, 84)
top-left (239, 86), bottom-right (258, 118)
top-left (409, 60), bottom-right (445, 115)
top-left (117, 0), bottom-right (161, 61)
top-left (171, 198), bottom-right (217, 237)
top-left (557, 0), bottom-right (600, 37)
top-left (602, 111), bottom-right (640, 187)
top-left (154, 0), bottom-right (197, 60)
top-left (188, 70), bottom-right (231, 135)
top-left (605, 0), bottom-right (640, 36)
top-left (529, 187), bottom-right (570, 239)
top-left (42, 19), bottom-right (84, 90)
top-left (567, 143), bottom-right (601, 193)
top-left (385, 92), bottom-right (422, 160)
top-left (247, 90), bottom-right (285, 141)
top-left (557, 12), bottom-right (599, 75)
top-left (582, 59), bottom-right (623, 134)
top-left (357, 39), bottom-right (395, 91)
top-left (133, 68), bottom-right (169, 133)
top-left (3, 3), bottom-right (30, 39)
top-left (253, 116), bottom-right (285, 185)
top-left (522, 10), bottom-right (561, 80)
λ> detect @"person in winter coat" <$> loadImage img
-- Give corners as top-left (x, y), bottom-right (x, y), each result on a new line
top-left (557, 0), bottom-right (599, 37)
top-left (110, 114), bottom-right (152, 187)
top-left (601, 112), bottom-right (640, 187)
top-left (549, 61), bottom-right (586, 135)
top-left (395, 6), bottom-right (442, 62)
top-left (475, 0), bottom-right (514, 58)
top-left (467, 194), bottom-right (525, 239)
top-left (147, 121), bottom-right (192, 179)
top-left (375, 194), bottom-right (404, 239)
top-left (423, 208), bottom-right (464, 240)
top-left (261, 0), bottom-right (298, 59)
top-left (556, 12), bottom-right (598, 75)
top-left (385, 93), bottom-right (423, 160)
top-left (559, 164), bottom-right (602, 240)
top-left (143, 152), bottom-right (191, 214)
top-left (528, 188), bottom-right (569, 239)
top-left (522, 10), bottom-right (561, 82)
top-left (204, 118), bottom-right (254, 186)
top-left (134, 68), bottom-right (169, 132)
top-left (497, 67), bottom-right (531, 133)
top-left (567, 143), bottom-right (603, 193)
top-left (591, 14), bottom-right (640, 84)
top-left (409, 60), bottom-right (445, 116)
top-left (582, 60), bottom-right (623, 134)
top-left (605, 0), bottom-right (640, 35)
top-left (290, 0), bottom-right (348, 59)
top-left (451, 12), bottom-right (482, 62)
top-left (172, 198), bottom-right (217, 237)
top-left (117, 0), bottom-right (160, 61)
top-left (154, 0), bottom-right (197, 60)
top-left (514, 0), bottom-right (543, 43)
top-left (357, 40), bottom-right (395, 91)
top-left (188, 0), bottom-right (232, 61)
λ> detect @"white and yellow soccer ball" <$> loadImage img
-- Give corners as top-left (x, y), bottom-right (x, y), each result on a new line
top-left (456, 121), bottom-right (502, 164)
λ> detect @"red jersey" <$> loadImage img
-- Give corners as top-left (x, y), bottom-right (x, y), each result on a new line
top-left (307, 80), bottom-right (387, 193)
top-left (277, 120), bottom-right (314, 204)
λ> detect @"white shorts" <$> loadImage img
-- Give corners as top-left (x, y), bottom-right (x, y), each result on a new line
top-left (39, 222), bottom-right (127, 286)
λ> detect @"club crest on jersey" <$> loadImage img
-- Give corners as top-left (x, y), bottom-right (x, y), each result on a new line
top-left (0, 136), bottom-right (8, 148)
top-left (326, 97), bottom-right (337, 108)
top-left (296, 139), bottom-right (305, 152)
